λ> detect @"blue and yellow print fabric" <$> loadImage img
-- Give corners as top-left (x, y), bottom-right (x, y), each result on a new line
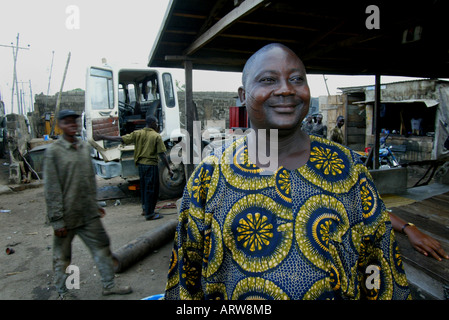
top-left (165, 135), bottom-right (411, 300)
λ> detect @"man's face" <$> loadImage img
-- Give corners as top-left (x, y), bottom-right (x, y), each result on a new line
top-left (238, 46), bottom-right (310, 133)
top-left (58, 116), bottom-right (78, 137)
top-left (337, 118), bottom-right (345, 128)
top-left (151, 120), bottom-right (159, 132)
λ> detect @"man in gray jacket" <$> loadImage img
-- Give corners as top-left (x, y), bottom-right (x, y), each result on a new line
top-left (44, 109), bottom-right (132, 299)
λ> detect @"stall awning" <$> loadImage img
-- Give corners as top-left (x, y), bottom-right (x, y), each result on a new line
top-left (353, 99), bottom-right (439, 108)
top-left (148, 0), bottom-right (449, 78)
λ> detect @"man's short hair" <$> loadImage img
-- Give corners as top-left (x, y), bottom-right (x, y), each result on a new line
top-left (146, 115), bottom-right (158, 126)
top-left (241, 43), bottom-right (294, 88)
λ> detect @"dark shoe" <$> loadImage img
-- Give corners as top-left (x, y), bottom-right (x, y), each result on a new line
top-left (145, 213), bottom-right (162, 221)
top-left (57, 291), bottom-right (78, 300)
top-left (102, 285), bottom-right (133, 296)
top-left (142, 210), bottom-right (159, 216)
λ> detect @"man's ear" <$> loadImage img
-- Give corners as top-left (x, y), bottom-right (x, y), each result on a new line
top-left (238, 86), bottom-right (246, 106)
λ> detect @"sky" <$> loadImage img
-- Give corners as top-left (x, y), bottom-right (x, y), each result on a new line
top-left (0, 0), bottom-right (426, 115)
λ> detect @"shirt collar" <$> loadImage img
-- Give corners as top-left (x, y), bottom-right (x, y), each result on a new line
top-left (58, 136), bottom-right (82, 150)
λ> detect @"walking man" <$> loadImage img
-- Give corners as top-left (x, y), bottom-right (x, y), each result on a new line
top-left (44, 109), bottom-right (132, 299)
top-left (96, 115), bottom-right (173, 220)
top-left (329, 115), bottom-right (345, 144)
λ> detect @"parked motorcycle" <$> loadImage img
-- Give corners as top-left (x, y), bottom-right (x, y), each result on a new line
top-left (359, 132), bottom-right (401, 169)
top-left (378, 133), bottom-right (401, 168)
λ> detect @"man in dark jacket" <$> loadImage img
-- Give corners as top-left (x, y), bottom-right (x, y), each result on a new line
top-left (44, 109), bottom-right (132, 299)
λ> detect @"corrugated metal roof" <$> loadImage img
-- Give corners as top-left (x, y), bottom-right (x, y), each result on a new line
top-left (149, 0), bottom-right (449, 78)
top-left (338, 79), bottom-right (449, 93)
top-left (353, 99), bottom-right (439, 108)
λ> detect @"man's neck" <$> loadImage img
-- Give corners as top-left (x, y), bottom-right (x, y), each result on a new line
top-left (247, 125), bottom-right (310, 170)
top-left (63, 134), bottom-right (77, 144)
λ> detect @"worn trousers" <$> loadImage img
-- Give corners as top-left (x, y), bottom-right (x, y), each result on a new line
top-left (52, 218), bottom-right (115, 294)
top-left (138, 164), bottom-right (160, 218)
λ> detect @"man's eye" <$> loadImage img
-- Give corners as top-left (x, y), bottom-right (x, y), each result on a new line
top-left (290, 76), bottom-right (304, 83)
top-left (259, 77), bottom-right (275, 83)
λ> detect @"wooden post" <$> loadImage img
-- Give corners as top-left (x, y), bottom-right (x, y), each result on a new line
top-left (373, 74), bottom-right (381, 169)
top-left (45, 51), bottom-right (55, 111)
top-left (184, 59), bottom-right (195, 180)
top-left (29, 80), bottom-right (33, 112)
top-left (11, 44), bottom-right (17, 114)
top-left (51, 52), bottom-right (71, 136)
top-left (12, 34), bottom-right (21, 114)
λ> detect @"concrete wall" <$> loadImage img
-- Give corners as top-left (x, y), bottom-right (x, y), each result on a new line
top-left (177, 91), bottom-right (238, 131)
top-left (5, 114), bottom-right (31, 184)
top-left (34, 89), bottom-right (85, 116)
top-left (0, 100), bottom-right (5, 116)
top-left (364, 79), bottom-right (440, 102)
top-left (31, 89), bottom-right (85, 138)
top-left (32, 90), bottom-right (238, 135)
top-left (369, 166), bottom-right (408, 195)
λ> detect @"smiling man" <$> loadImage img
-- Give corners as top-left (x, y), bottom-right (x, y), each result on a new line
top-left (165, 44), bottom-right (411, 300)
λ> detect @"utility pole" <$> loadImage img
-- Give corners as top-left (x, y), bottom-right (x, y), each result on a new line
top-left (45, 51), bottom-right (55, 110)
top-left (50, 52), bottom-right (71, 136)
top-left (17, 81), bottom-right (31, 114)
top-left (0, 33), bottom-right (30, 114)
top-left (322, 74), bottom-right (330, 96)
top-left (29, 80), bottom-right (33, 112)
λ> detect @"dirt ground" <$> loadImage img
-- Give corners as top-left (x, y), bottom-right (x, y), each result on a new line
top-left (0, 153), bottom-right (441, 301)
top-left (0, 159), bottom-right (179, 300)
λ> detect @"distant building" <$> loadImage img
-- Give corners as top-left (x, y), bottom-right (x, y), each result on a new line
top-left (319, 79), bottom-right (449, 162)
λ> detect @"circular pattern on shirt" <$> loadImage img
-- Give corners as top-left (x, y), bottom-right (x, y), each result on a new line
top-left (166, 247), bottom-right (179, 290)
top-left (178, 245), bottom-right (204, 300)
top-left (358, 171), bottom-right (380, 224)
top-left (223, 194), bottom-right (293, 273)
top-left (302, 278), bottom-right (334, 300)
top-left (295, 195), bottom-right (350, 270)
top-left (298, 137), bottom-right (357, 194)
top-left (389, 230), bottom-right (408, 287)
top-left (203, 218), bottom-right (224, 277)
top-left (188, 163), bottom-right (213, 207)
top-left (274, 167), bottom-right (292, 204)
top-left (221, 138), bottom-right (273, 191)
top-left (205, 283), bottom-right (228, 300)
top-left (329, 264), bottom-right (341, 291)
top-left (168, 247), bottom-right (178, 275)
top-left (361, 253), bottom-right (393, 300)
top-left (231, 277), bottom-right (289, 300)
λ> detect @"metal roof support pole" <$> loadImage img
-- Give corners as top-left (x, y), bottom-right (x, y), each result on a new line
top-left (373, 74), bottom-right (381, 169)
top-left (184, 0), bottom-right (268, 56)
top-left (184, 59), bottom-right (195, 180)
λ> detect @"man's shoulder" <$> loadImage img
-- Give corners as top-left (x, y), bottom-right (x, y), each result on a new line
top-left (142, 128), bottom-right (161, 137)
top-left (310, 135), bottom-right (359, 157)
top-left (45, 138), bottom-right (63, 153)
top-left (78, 139), bottom-right (92, 149)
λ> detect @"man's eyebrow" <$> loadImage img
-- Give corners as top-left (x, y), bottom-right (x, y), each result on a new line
top-left (254, 68), bottom-right (305, 77)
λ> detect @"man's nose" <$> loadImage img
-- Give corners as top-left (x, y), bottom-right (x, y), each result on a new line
top-left (273, 79), bottom-right (295, 96)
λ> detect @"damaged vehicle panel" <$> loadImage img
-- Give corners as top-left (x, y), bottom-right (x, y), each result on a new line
top-left (84, 64), bottom-right (185, 199)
